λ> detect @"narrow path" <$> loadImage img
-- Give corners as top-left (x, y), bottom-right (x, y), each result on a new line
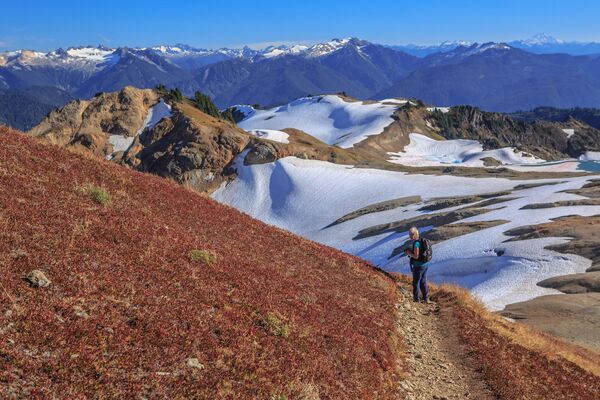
top-left (396, 285), bottom-right (495, 400)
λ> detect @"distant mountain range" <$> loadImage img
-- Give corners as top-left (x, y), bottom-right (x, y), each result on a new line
top-left (391, 34), bottom-right (600, 56)
top-left (2, 35), bottom-right (600, 128)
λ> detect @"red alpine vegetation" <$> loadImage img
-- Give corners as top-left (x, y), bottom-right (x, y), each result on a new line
top-left (0, 127), bottom-right (405, 399)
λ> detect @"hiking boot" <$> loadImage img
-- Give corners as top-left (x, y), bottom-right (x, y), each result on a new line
top-left (423, 298), bottom-right (430, 304)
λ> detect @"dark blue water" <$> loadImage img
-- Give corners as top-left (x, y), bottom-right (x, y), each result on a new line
top-left (577, 161), bottom-right (600, 172)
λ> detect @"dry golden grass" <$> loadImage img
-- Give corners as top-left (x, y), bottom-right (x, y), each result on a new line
top-left (437, 283), bottom-right (600, 376)
top-left (433, 283), bottom-right (600, 399)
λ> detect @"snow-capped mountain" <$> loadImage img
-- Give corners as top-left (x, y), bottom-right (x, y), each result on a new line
top-left (392, 34), bottom-right (600, 57)
top-left (389, 40), bottom-right (473, 57)
top-left (509, 34), bottom-right (600, 55)
top-left (0, 46), bottom-right (119, 71)
top-left (515, 33), bottom-right (565, 47)
top-left (3, 36), bottom-right (600, 118)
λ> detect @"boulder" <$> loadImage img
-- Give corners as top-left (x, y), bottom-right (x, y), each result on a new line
top-left (25, 270), bottom-right (51, 288)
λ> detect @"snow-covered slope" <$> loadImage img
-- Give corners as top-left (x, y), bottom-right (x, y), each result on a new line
top-left (0, 46), bottom-right (120, 71)
top-left (236, 95), bottom-right (401, 148)
top-left (246, 129), bottom-right (289, 143)
top-left (213, 155), bottom-right (600, 310)
top-left (388, 133), bottom-right (545, 167)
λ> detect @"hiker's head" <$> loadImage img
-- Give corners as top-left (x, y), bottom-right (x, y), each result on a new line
top-left (408, 226), bottom-right (419, 240)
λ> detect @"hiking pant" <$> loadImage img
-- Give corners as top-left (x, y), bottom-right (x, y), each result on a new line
top-left (412, 265), bottom-right (429, 301)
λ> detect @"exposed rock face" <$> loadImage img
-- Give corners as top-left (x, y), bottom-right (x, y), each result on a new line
top-left (28, 87), bottom-right (159, 156)
top-left (244, 141), bottom-right (279, 165)
top-left (429, 105), bottom-right (600, 160)
top-left (122, 100), bottom-right (250, 193)
top-left (28, 88), bottom-right (252, 193)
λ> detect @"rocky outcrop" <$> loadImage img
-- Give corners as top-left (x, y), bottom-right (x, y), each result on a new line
top-left (27, 87), bottom-right (253, 193)
top-left (128, 101), bottom-right (250, 193)
top-left (28, 86), bottom-right (159, 156)
top-left (244, 140), bottom-right (279, 165)
top-left (429, 105), bottom-right (600, 160)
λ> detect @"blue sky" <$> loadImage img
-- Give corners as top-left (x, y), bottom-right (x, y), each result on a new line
top-left (1, 0), bottom-right (599, 51)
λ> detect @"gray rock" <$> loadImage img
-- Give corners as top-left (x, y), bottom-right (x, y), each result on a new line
top-left (25, 270), bottom-right (51, 288)
top-left (244, 141), bottom-right (278, 165)
top-left (186, 357), bottom-right (205, 369)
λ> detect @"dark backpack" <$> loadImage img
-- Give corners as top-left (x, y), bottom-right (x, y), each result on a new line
top-left (415, 238), bottom-right (432, 263)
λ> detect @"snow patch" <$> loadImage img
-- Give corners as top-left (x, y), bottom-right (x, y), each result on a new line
top-left (562, 128), bottom-right (575, 138)
top-left (108, 135), bottom-right (136, 154)
top-left (137, 99), bottom-right (172, 135)
top-left (387, 133), bottom-right (544, 167)
top-left (579, 151), bottom-right (600, 161)
top-left (237, 95), bottom-right (399, 148)
top-left (247, 129), bottom-right (289, 144)
top-left (107, 99), bottom-right (172, 158)
top-left (427, 107), bottom-right (450, 113)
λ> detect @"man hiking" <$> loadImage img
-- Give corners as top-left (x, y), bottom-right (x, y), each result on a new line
top-left (405, 226), bottom-right (430, 303)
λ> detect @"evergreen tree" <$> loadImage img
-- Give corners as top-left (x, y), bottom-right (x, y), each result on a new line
top-left (169, 88), bottom-right (183, 101)
top-left (193, 91), bottom-right (222, 119)
top-left (220, 108), bottom-right (236, 123)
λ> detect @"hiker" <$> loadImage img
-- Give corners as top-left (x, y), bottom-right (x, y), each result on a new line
top-left (405, 226), bottom-right (430, 303)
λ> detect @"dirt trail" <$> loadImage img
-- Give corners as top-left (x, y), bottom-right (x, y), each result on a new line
top-left (396, 285), bottom-right (495, 400)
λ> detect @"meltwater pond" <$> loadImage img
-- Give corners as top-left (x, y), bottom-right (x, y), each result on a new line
top-left (578, 160), bottom-right (600, 172)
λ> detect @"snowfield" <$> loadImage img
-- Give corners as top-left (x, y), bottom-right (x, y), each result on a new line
top-left (213, 155), bottom-right (600, 310)
top-left (388, 133), bottom-right (545, 167)
top-left (246, 129), bottom-right (289, 144)
top-left (236, 95), bottom-right (400, 148)
top-left (579, 151), bottom-right (600, 161)
top-left (139, 99), bottom-right (172, 134)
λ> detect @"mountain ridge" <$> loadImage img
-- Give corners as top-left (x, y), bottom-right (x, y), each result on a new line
top-left (2, 126), bottom-right (599, 398)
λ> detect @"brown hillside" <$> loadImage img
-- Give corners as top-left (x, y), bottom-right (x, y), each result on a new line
top-left (1, 127), bottom-right (599, 399)
top-left (0, 128), bottom-right (403, 399)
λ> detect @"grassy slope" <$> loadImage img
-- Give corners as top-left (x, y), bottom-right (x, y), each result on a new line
top-left (0, 128), bottom-right (403, 399)
top-left (433, 283), bottom-right (600, 399)
top-left (2, 126), bottom-right (600, 399)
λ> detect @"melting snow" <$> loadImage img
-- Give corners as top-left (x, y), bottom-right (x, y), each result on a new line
top-left (213, 155), bottom-right (600, 310)
top-left (388, 133), bottom-right (544, 167)
top-left (237, 95), bottom-right (399, 148)
top-left (247, 129), bottom-right (289, 144)
top-left (562, 128), bottom-right (575, 138)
